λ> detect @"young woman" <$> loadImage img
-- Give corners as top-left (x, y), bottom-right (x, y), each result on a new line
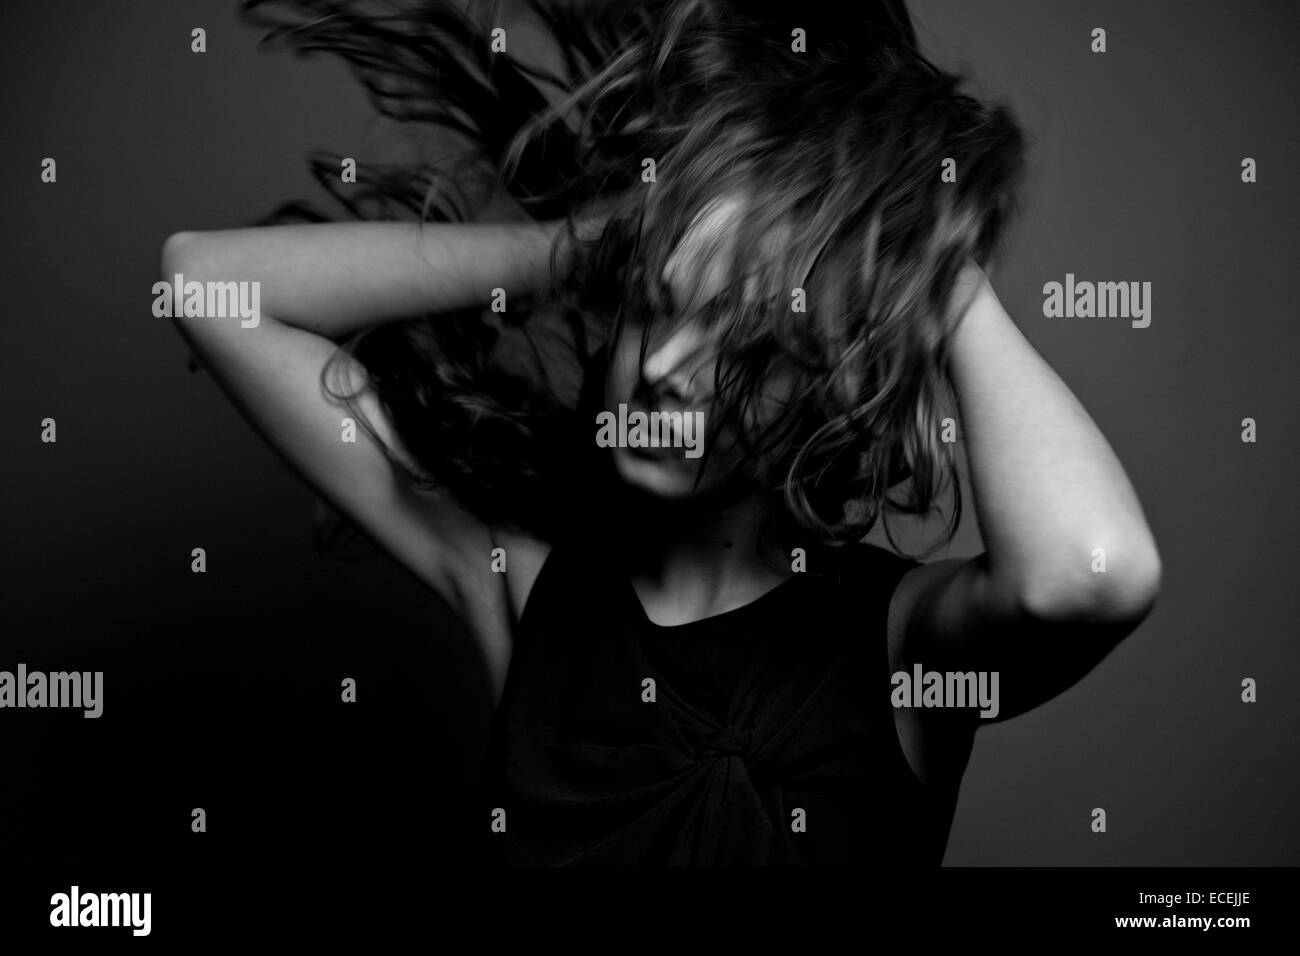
top-left (162, 0), bottom-right (1161, 864)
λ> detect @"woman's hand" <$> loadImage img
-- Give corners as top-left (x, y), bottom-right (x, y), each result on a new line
top-left (567, 193), bottom-right (623, 245)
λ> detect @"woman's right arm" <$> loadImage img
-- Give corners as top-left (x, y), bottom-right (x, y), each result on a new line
top-left (159, 220), bottom-right (570, 700)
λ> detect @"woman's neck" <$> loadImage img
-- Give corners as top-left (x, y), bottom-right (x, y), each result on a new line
top-left (621, 488), bottom-right (793, 627)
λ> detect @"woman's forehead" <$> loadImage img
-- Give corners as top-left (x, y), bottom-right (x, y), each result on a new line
top-left (660, 193), bottom-right (792, 313)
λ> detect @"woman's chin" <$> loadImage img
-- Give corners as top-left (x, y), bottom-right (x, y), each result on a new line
top-left (611, 446), bottom-right (704, 499)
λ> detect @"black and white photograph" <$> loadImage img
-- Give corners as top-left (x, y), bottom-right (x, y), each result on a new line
top-left (3, 0), bottom-right (1297, 941)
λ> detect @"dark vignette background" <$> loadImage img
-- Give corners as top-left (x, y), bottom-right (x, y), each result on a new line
top-left (1, 0), bottom-right (1296, 876)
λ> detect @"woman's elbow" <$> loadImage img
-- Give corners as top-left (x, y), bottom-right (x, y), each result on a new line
top-left (1018, 532), bottom-right (1163, 624)
top-left (160, 231), bottom-right (199, 277)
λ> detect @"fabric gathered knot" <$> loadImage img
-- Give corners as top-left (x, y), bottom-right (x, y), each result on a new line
top-left (699, 726), bottom-right (753, 759)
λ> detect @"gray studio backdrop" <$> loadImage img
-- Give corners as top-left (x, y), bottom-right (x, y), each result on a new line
top-left (2, 0), bottom-right (1296, 865)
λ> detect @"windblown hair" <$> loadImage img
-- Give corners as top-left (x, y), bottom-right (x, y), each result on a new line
top-left (238, 0), bottom-right (1027, 560)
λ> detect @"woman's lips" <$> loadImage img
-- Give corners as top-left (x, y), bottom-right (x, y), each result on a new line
top-left (622, 404), bottom-right (698, 457)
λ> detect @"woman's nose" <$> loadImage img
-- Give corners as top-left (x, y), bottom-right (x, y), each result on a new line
top-left (641, 320), bottom-right (711, 398)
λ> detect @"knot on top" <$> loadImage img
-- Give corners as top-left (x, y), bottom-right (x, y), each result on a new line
top-left (699, 725), bottom-right (754, 759)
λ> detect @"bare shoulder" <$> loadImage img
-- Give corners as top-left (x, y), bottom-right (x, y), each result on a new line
top-left (883, 555), bottom-right (979, 786)
top-left (885, 557), bottom-right (968, 672)
top-left (452, 524), bottom-right (548, 707)
top-left (486, 525), bottom-right (553, 624)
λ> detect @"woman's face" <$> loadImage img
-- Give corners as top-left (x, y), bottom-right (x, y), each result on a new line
top-left (602, 195), bottom-right (796, 500)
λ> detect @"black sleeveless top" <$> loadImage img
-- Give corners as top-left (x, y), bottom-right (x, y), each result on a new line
top-left (478, 542), bottom-right (963, 866)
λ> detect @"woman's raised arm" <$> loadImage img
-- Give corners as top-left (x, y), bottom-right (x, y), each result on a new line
top-left (161, 219), bottom-right (569, 338)
top-left (157, 219), bottom-right (572, 701)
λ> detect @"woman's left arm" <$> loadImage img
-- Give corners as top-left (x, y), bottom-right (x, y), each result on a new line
top-left (889, 263), bottom-right (1162, 722)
